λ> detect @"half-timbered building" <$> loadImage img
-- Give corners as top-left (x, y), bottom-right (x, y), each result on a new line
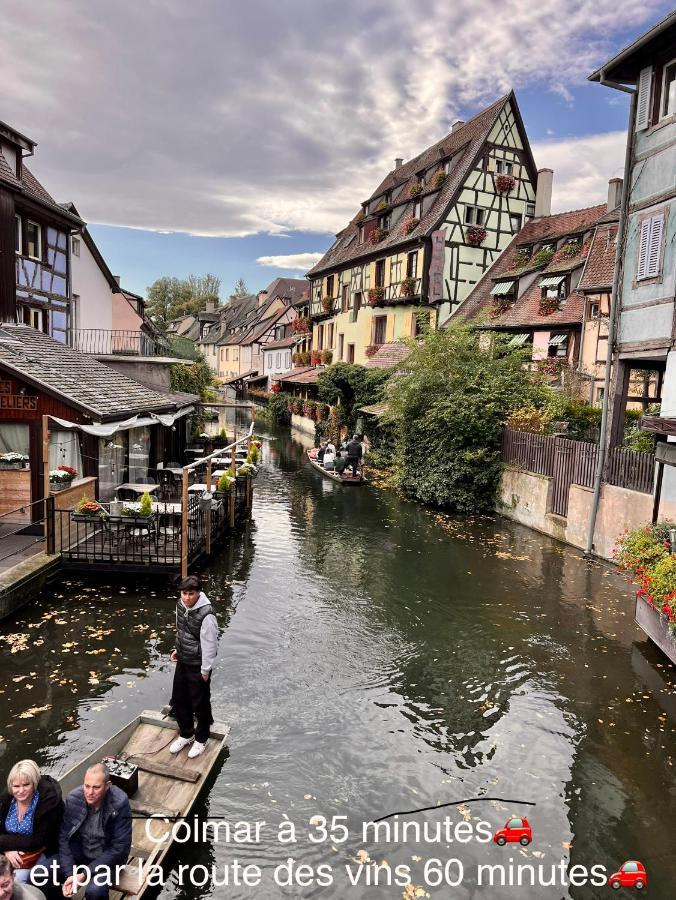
top-left (306, 92), bottom-right (546, 365)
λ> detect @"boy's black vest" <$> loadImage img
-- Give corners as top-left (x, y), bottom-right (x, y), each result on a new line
top-left (176, 599), bottom-right (213, 667)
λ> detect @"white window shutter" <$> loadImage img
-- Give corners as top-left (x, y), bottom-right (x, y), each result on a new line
top-left (637, 218), bottom-right (651, 279)
top-left (646, 214), bottom-right (664, 278)
top-left (635, 66), bottom-right (653, 131)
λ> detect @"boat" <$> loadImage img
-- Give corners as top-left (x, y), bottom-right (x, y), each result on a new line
top-left (306, 450), bottom-right (367, 485)
top-left (57, 709), bottom-right (229, 898)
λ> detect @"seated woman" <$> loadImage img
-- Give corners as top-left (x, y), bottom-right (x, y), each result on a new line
top-left (0, 760), bottom-right (63, 883)
top-left (323, 442), bottom-right (336, 470)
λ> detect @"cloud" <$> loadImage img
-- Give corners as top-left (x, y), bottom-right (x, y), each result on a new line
top-left (1, 0), bottom-right (665, 237)
top-left (257, 253), bottom-right (323, 270)
top-left (533, 130), bottom-right (627, 212)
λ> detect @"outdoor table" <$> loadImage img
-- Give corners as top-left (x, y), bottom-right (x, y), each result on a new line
top-left (117, 483), bottom-right (159, 495)
top-left (166, 468), bottom-right (185, 477)
top-left (187, 483), bottom-right (218, 493)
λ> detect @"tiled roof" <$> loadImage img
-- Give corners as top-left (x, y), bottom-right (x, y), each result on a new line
top-left (358, 401), bottom-right (390, 417)
top-left (0, 152), bottom-right (83, 227)
top-left (0, 325), bottom-right (197, 420)
top-left (478, 287), bottom-right (585, 329)
top-left (364, 341), bottom-right (410, 369)
top-left (275, 367), bottom-right (322, 385)
top-left (264, 336), bottom-right (297, 350)
top-left (263, 278), bottom-right (308, 305)
top-left (223, 368), bottom-right (258, 384)
top-left (241, 310), bottom-right (285, 346)
top-left (307, 93), bottom-right (516, 277)
top-left (454, 204), bottom-right (608, 327)
top-left (578, 224), bottom-right (618, 291)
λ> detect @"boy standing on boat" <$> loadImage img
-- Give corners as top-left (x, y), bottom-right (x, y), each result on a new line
top-left (169, 576), bottom-right (218, 760)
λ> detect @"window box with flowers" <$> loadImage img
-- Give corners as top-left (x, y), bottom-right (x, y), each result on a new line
top-left (509, 248), bottom-right (532, 270)
top-left (292, 352), bottom-right (302, 366)
top-left (496, 174), bottom-right (516, 194)
top-left (489, 297), bottom-right (513, 318)
top-left (365, 344), bottom-right (379, 358)
top-left (73, 497), bottom-right (108, 521)
top-left (292, 317), bottom-right (310, 334)
top-left (561, 241), bottom-right (581, 258)
top-left (0, 452), bottom-right (29, 469)
top-left (369, 227), bottom-right (388, 245)
top-left (367, 287), bottom-right (386, 306)
top-left (402, 216), bottom-right (419, 236)
top-left (321, 296), bottom-right (333, 313)
top-left (408, 183), bottom-right (422, 198)
top-left (615, 523), bottom-right (676, 662)
top-left (466, 226), bottom-right (487, 247)
top-left (433, 171), bottom-right (447, 190)
top-left (50, 466), bottom-right (78, 491)
top-left (400, 277), bottom-right (417, 298)
top-left (301, 351), bottom-right (311, 365)
top-left (538, 294), bottom-right (561, 316)
top-left (532, 248), bottom-right (554, 267)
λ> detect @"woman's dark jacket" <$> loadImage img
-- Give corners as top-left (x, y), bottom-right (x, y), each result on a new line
top-left (0, 775), bottom-right (64, 855)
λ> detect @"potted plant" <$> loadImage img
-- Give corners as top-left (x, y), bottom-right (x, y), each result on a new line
top-left (367, 286), bottom-right (386, 305)
top-left (321, 349), bottom-right (333, 365)
top-left (496, 174), bottom-right (516, 193)
top-left (215, 472), bottom-right (233, 499)
top-left (321, 296), bottom-right (333, 313)
top-left (402, 216), bottom-right (419, 236)
top-left (0, 452), bottom-right (28, 469)
top-left (400, 277), bottom-right (416, 297)
top-left (73, 496), bottom-right (108, 521)
top-left (369, 227), bottom-right (388, 245)
top-left (247, 444), bottom-right (260, 465)
top-left (532, 248), bottom-right (554, 267)
top-left (49, 466), bottom-right (78, 491)
top-left (365, 344), bottom-right (379, 358)
top-left (433, 170), bottom-right (447, 190)
top-left (466, 226), bottom-right (487, 247)
top-left (538, 294), bottom-right (561, 316)
top-left (301, 351), bottom-right (311, 365)
top-left (271, 382), bottom-right (281, 393)
top-left (408, 183), bottom-right (422, 198)
top-left (310, 351), bottom-right (322, 365)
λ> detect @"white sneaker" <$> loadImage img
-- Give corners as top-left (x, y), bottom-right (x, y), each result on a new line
top-left (169, 735), bottom-right (194, 754)
top-left (187, 740), bottom-right (207, 758)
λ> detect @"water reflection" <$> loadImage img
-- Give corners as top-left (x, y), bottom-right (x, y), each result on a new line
top-left (0, 422), bottom-right (674, 897)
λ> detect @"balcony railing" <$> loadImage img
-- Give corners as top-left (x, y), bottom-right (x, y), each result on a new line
top-left (71, 329), bottom-right (168, 357)
top-left (310, 297), bottom-right (337, 320)
top-left (366, 277), bottom-right (423, 307)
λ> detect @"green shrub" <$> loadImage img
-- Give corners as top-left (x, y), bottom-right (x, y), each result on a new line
top-left (217, 473), bottom-right (232, 491)
top-left (139, 491), bottom-right (153, 517)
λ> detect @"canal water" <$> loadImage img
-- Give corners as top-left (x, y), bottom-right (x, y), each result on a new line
top-left (1, 422), bottom-right (675, 898)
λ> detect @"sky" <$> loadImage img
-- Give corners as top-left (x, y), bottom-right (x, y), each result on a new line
top-left (2, 1), bottom-right (673, 299)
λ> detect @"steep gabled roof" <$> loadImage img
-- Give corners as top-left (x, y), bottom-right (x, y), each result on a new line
top-left (307, 92), bottom-right (535, 277)
top-left (0, 150), bottom-right (83, 228)
top-left (264, 335), bottom-right (297, 351)
top-left (364, 341), bottom-right (410, 369)
top-left (263, 277), bottom-right (308, 305)
top-left (578, 223), bottom-right (618, 292)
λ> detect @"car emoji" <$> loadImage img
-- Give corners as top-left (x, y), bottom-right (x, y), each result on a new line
top-left (493, 817), bottom-right (532, 846)
top-left (608, 861), bottom-right (647, 890)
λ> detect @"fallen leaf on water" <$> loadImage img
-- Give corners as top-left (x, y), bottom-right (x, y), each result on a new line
top-left (18, 705), bottom-right (52, 719)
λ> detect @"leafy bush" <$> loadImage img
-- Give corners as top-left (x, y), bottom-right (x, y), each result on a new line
top-left (217, 473), bottom-right (232, 491)
top-left (614, 523), bottom-right (676, 628)
top-left (506, 405), bottom-right (550, 434)
top-left (139, 491), bottom-right (153, 518)
top-left (247, 444), bottom-right (260, 464)
top-left (385, 326), bottom-right (546, 512)
top-left (317, 363), bottom-right (388, 435)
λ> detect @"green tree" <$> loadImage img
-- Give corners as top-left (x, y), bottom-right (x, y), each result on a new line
top-left (185, 273), bottom-right (221, 313)
top-left (385, 326), bottom-right (545, 513)
top-left (145, 277), bottom-right (193, 331)
top-left (316, 363), bottom-right (389, 434)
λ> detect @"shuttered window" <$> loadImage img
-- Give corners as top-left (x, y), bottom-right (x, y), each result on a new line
top-left (635, 66), bottom-right (653, 131)
top-left (637, 213), bottom-right (665, 280)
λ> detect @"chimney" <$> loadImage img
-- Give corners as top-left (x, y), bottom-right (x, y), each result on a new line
top-left (205, 299), bottom-right (216, 313)
top-left (257, 289), bottom-right (269, 307)
top-left (607, 177), bottom-right (623, 213)
top-left (534, 168), bottom-right (554, 218)
top-left (451, 120), bottom-right (465, 133)
top-left (394, 157), bottom-right (404, 169)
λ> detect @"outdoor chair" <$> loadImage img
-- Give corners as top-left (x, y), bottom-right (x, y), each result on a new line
top-left (135, 475), bottom-right (155, 484)
top-left (117, 488), bottom-right (136, 501)
top-left (127, 516), bottom-right (157, 554)
top-left (157, 511), bottom-right (180, 556)
top-left (156, 469), bottom-right (176, 502)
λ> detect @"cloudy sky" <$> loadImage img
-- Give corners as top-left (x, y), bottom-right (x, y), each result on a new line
top-left (2, 1), bottom-right (672, 297)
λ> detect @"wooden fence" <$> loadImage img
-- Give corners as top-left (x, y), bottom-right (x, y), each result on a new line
top-left (501, 428), bottom-right (655, 517)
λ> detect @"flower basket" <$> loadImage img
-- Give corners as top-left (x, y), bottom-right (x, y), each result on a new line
top-left (402, 216), bottom-right (419, 236)
top-left (433, 171), bottom-right (447, 190)
top-left (321, 296), bottom-right (333, 312)
top-left (408, 183), bottom-right (422, 198)
top-left (489, 297), bottom-right (512, 318)
top-left (292, 317), bottom-right (310, 334)
top-left (466, 226), bottom-right (487, 247)
top-left (310, 351), bottom-right (322, 365)
top-left (367, 287), bottom-right (385, 306)
top-left (0, 452), bottom-right (28, 469)
top-left (538, 295), bottom-right (560, 316)
top-left (321, 350), bottom-right (333, 365)
top-left (74, 498), bottom-right (108, 520)
top-left (496, 174), bottom-right (516, 194)
top-left (369, 227), bottom-right (388, 245)
top-left (365, 344), bottom-right (379, 358)
top-left (271, 383), bottom-right (281, 393)
top-left (400, 277), bottom-right (417, 298)
top-left (50, 466), bottom-right (78, 489)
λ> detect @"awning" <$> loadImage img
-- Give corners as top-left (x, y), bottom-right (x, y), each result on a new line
top-left (358, 402), bottom-right (389, 417)
top-left (549, 334), bottom-right (568, 346)
top-left (224, 369), bottom-right (258, 385)
top-left (507, 333), bottom-right (530, 346)
top-left (539, 275), bottom-right (565, 288)
top-left (49, 406), bottom-right (194, 437)
top-left (490, 281), bottom-right (515, 296)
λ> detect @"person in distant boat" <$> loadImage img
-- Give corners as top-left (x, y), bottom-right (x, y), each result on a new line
top-left (169, 575), bottom-right (219, 760)
top-left (57, 764), bottom-right (131, 900)
top-left (316, 441), bottom-right (327, 463)
top-left (345, 434), bottom-right (363, 477)
top-left (0, 760), bottom-right (62, 884)
top-left (0, 855), bottom-right (45, 899)
top-left (323, 441), bottom-right (336, 470)
top-left (334, 448), bottom-right (348, 476)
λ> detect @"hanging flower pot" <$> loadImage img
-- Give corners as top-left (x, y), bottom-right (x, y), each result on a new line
top-left (433, 171), bottom-right (447, 190)
top-left (496, 174), bottom-right (516, 194)
top-left (369, 227), bottom-right (388, 245)
top-left (400, 277), bottom-right (416, 298)
top-left (466, 226), bottom-right (487, 247)
top-left (368, 287), bottom-right (385, 306)
top-left (402, 216), bottom-right (419, 236)
top-left (408, 183), bottom-right (422, 198)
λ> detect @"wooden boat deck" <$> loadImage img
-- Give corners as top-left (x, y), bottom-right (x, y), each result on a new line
top-left (59, 710), bottom-right (229, 899)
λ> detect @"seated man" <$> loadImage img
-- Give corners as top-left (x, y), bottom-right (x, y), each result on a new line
top-left (57, 764), bottom-right (131, 900)
top-left (0, 855), bottom-right (45, 900)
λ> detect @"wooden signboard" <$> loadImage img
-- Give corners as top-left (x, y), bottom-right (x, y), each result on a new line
top-left (0, 380), bottom-right (38, 411)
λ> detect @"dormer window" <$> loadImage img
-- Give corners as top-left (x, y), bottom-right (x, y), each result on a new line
top-left (379, 213), bottom-right (391, 231)
top-left (413, 199), bottom-right (422, 220)
top-left (540, 275), bottom-right (567, 299)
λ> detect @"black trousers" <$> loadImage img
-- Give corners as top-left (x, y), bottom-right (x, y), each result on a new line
top-left (172, 660), bottom-right (213, 744)
top-left (347, 456), bottom-right (360, 476)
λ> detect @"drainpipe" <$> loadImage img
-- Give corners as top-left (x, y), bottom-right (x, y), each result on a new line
top-left (585, 85), bottom-right (636, 556)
